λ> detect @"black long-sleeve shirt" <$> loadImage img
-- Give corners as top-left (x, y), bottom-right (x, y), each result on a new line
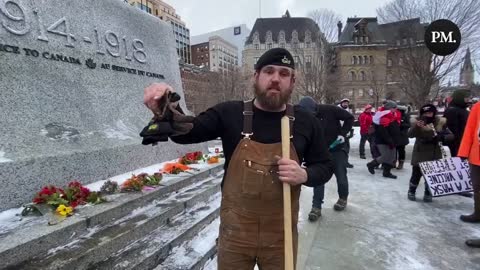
top-left (170, 101), bottom-right (334, 187)
top-left (314, 105), bottom-right (354, 147)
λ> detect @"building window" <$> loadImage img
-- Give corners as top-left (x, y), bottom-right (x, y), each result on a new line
top-left (387, 59), bottom-right (392, 67)
top-left (305, 42), bottom-right (311, 48)
top-left (359, 56), bottom-right (364, 65)
top-left (359, 89), bottom-right (364, 97)
top-left (137, 3), bottom-right (152, 13)
top-left (370, 56), bottom-right (374, 64)
top-left (294, 56), bottom-right (300, 66)
top-left (396, 40), bottom-right (401, 46)
top-left (352, 56), bottom-right (357, 65)
top-left (267, 43), bottom-right (273, 49)
top-left (349, 71), bottom-right (357, 81)
top-left (349, 89), bottom-right (354, 97)
top-left (364, 56), bottom-right (368, 64)
top-left (403, 38), bottom-right (407, 45)
top-left (266, 31), bottom-right (273, 42)
top-left (305, 56), bottom-right (312, 69)
top-left (409, 37), bottom-right (415, 45)
top-left (279, 31), bottom-right (285, 42)
top-left (280, 43), bottom-right (285, 48)
top-left (360, 71), bottom-right (367, 81)
top-left (365, 36), bottom-right (369, 43)
top-left (255, 44), bottom-right (259, 50)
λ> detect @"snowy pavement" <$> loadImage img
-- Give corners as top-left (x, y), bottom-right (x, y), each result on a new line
top-left (297, 153), bottom-right (480, 270)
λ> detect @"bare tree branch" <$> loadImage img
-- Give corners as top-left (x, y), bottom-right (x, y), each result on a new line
top-left (308, 9), bottom-right (342, 42)
top-left (377, 0), bottom-right (480, 106)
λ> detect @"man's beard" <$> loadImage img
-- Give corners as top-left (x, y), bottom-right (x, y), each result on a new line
top-left (253, 82), bottom-right (293, 111)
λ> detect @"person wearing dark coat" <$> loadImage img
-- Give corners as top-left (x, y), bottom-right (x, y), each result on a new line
top-left (407, 104), bottom-right (454, 202)
top-left (366, 100), bottom-right (402, 179)
top-left (396, 105), bottom-right (411, 169)
top-left (444, 89), bottom-right (470, 157)
top-left (298, 96), bottom-right (354, 221)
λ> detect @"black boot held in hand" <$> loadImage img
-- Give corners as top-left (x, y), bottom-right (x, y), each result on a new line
top-left (140, 92), bottom-right (194, 145)
top-left (382, 164), bottom-right (397, 179)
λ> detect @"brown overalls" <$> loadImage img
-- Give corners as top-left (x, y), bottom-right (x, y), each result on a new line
top-left (217, 101), bottom-right (301, 270)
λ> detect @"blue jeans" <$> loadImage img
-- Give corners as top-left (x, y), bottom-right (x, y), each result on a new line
top-left (312, 150), bottom-right (349, 208)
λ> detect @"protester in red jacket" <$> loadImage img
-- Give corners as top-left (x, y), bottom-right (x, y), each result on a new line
top-left (359, 105), bottom-right (374, 159)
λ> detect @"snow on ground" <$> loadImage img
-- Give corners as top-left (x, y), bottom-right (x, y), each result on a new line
top-left (0, 150), bottom-right (12, 163)
top-left (0, 208), bottom-right (26, 236)
top-left (298, 153), bottom-right (480, 270)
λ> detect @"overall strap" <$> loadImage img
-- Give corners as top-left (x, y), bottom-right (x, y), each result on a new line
top-left (242, 100), bottom-right (254, 139)
top-left (286, 103), bottom-right (295, 138)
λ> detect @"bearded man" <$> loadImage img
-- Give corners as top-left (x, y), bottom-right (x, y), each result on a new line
top-left (141, 48), bottom-right (334, 269)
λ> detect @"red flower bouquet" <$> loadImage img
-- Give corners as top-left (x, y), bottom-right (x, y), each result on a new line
top-left (179, 151), bottom-right (204, 165)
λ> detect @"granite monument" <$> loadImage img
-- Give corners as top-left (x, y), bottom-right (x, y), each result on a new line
top-left (0, 0), bottom-right (200, 210)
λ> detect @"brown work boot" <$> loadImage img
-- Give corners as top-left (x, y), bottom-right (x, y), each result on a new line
top-left (308, 207), bottom-right (322, 222)
top-left (460, 192), bottom-right (480, 223)
top-left (333, 198), bottom-right (347, 211)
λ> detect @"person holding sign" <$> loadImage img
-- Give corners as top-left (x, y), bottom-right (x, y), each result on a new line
top-left (141, 48), bottom-right (334, 269)
top-left (458, 102), bottom-right (480, 232)
top-left (407, 104), bottom-right (453, 202)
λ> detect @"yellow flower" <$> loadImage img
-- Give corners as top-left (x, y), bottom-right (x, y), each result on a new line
top-left (56, 204), bottom-right (73, 216)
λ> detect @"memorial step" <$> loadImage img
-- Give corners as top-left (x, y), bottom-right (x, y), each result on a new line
top-left (153, 217), bottom-right (219, 270)
top-left (0, 163), bottom-right (223, 269)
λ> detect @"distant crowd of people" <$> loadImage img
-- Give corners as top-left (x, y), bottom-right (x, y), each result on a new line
top-left (299, 88), bottom-right (480, 248)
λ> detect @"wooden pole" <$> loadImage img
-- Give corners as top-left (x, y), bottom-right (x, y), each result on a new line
top-left (281, 116), bottom-right (294, 270)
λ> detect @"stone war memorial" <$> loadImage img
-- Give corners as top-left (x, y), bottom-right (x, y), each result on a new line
top-left (0, 0), bottom-right (223, 269)
top-left (0, 0), bottom-right (197, 209)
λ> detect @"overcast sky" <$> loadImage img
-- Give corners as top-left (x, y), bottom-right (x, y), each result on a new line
top-left (169, 0), bottom-right (386, 36)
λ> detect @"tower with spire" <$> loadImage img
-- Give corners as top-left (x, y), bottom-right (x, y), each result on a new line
top-left (460, 48), bottom-right (474, 86)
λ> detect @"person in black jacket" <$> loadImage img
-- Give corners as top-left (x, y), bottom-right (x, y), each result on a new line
top-left (299, 96), bottom-right (354, 221)
top-left (367, 100), bottom-right (402, 179)
top-left (444, 89), bottom-right (470, 157)
top-left (396, 105), bottom-right (410, 169)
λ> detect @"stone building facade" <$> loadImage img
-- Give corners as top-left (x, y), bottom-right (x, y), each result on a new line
top-left (242, 11), bottom-right (330, 103)
top-left (333, 17), bottom-right (427, 111)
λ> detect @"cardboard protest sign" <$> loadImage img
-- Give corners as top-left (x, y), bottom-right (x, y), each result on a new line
top-left (419, 157), bottom-right (472, 197)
